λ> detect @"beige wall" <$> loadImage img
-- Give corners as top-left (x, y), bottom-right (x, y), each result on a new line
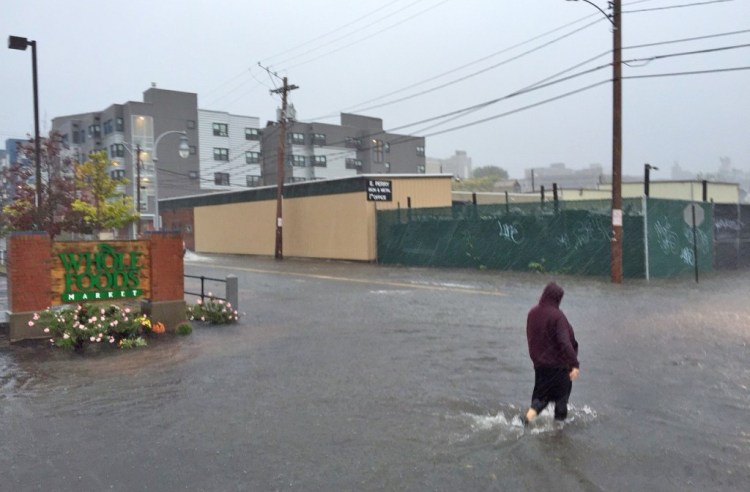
top-left (195, 200), bottom-right (276, 256)
top-left (194, 175), bottom-right (452, 262)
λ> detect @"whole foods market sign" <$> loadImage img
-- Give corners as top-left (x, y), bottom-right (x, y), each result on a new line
top-left (51, 241), bottom-right (150, 304)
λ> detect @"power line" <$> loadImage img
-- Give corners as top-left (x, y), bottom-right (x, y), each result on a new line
top-left (624, 0), bottom-right (734, 13)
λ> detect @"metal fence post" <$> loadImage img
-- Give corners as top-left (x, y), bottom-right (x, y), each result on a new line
top-left (226, 275), bottom-right (238, 311)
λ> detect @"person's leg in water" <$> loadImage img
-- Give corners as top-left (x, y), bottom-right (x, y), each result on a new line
top-left (524, 368), bottom-right (555, 425)
top-left (525, 368), bottom-right (572, 425)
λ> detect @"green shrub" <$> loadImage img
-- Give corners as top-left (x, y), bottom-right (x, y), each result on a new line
top-left (176, 322), bottom-right (193, 336)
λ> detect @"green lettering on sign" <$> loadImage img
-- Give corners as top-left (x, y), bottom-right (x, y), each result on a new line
top-left (57, 243), bottom-right (145, 304)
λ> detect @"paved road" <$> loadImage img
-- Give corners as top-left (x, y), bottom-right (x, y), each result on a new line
top-left (1, 254), bottom-right (749, 491)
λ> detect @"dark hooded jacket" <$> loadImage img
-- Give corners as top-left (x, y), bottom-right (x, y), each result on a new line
top-left (526, 282), bottom-right (579, 370)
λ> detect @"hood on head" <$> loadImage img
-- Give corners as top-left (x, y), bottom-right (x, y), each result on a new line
top-left (539, 282), bottom-right (564, 307)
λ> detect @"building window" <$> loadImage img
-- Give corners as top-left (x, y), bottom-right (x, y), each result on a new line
top-left (116, 117), bottom-right (124, 132)
top-left (345, 158), bottom-right (363, 169)
top-left (214, 172), bottom-right (230, 186)
top-left (110, 143), bottom-right (125, 158)
top-left (110, 169), bottom-right (126, 180)
top-left (372, 139), bottom-right (384, 163)
top-left (311, 133), bottom-right (326, 146)
top-left (103, 120), bottom-right (113, 135)
top-left (417, 164), bottom-right (426, 174)
top-left (88, 124), bottom-right (101, 138)
top-left (287, 132), bottom-right (305, 145)
top-left (385, 142), bottom-right (391, 153)
top-left (245, 151), bottom-right (261, 164)
top-left (312, 155), bottom-right (327, 167)
top-left (246, 175), bottom-right (261, 187)
top-left (416, 145), bottom-right (425, 157)
top-left (213, 123), bottom-right (228, 137)
top-left (189, 145), bottom-right (197, 155)
top-left (286, 154), bottom-right (306, 167)
top-left (345, 137), bottom-right (361, 148)
top-left (245, 128), bottom-right (260, 140)
top-left (187, 120), bottom-right (196, 129)
top-left (213, 148), bottom-right (229, 161)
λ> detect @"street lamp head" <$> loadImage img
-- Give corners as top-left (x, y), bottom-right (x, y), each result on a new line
top-left (8, 35), bottom-right (30, 51)
top-left (178, 133), bottom-right (190, 159)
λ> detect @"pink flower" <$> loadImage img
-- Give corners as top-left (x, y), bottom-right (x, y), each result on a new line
top-left (28, 320), bottom-right (34, 327)
top-left (125, 308), bottom-right (131, 314)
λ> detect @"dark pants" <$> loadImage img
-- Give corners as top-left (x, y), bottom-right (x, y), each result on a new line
top-left (530, 367), bottom-right (573, 421)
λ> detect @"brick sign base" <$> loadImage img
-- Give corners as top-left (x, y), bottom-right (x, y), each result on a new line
top-left (7, 231), bottom-right (186, 343)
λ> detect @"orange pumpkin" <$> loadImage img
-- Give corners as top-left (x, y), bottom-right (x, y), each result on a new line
top-left (152, 322), bottom-right (166, 334)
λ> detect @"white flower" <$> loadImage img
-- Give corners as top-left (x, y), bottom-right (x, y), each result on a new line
top-left (43, 327), bottom-right (50, 333)
top-left (109, 337), bottom-right (115, 344)
top-left (33, 313), bottom-right (40, 320)
top-left (63, 333), bottom-right (70, 339)
top-left (49, 339), bottom-right (55, 344)
top-left (96, 337), bottom-right (101, 343)
top-left (90, 336), bottom-right (96, 342)
top-left (196, 299), bottom-right (202, 305)
top-left (125, 308), bottom-right (131, 314)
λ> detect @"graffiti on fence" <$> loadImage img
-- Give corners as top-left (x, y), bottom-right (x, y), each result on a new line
top-left (497, 221), bottom-right (522, 244)
top-left (654, 218), bottom-right (679, 254)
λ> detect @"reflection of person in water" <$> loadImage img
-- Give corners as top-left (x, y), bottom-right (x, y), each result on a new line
top-left (523, 282), bottom-right (580, 425)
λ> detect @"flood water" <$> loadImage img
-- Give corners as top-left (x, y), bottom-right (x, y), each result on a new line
top-left (1, 255), bottom-right (749, 491)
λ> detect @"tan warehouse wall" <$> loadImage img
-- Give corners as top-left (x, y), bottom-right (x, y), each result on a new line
top-left (192, 175), bottom-right (453, 262)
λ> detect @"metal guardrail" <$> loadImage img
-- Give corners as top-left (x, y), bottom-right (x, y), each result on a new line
top-left (184, 274), bottom-right (239, 310)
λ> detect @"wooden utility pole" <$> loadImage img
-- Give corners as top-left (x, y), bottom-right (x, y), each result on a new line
top-left (611, 0), bottom-right (623, 283)
top-left (270, 76), bottom-right (299, 260)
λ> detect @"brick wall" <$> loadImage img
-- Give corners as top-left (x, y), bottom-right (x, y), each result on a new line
top-left (8, 232), bottom-right (52, 313)
top-left (145, 231), bottom-right (184, 301)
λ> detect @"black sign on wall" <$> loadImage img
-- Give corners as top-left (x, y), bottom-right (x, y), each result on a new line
top-left (367, 180), bottom-right (392, 202)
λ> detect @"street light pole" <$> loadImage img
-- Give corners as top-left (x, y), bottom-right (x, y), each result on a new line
top-left (123, 130), bottom-right (189, 237)
top-left (135, 144), bottom-right (142, 237)
top-left (151, 131), bottom-right (189, 230)
top-left (566, 0), bottom-right (622, 283)
top-left (8, 35), bottom-right (42, 226)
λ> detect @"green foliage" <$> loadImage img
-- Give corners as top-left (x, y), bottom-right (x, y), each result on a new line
top-left (33, 303), bottom-right (153, 351)
top-left (186, 295), bottom-right (239, 325)
top-left (176, 323), bottom-right (193, 336)
top-left (71, 151), bottom-right (138, 233)
top-left (528, 259), bottom-right (547, 273)
top-left (473, 166), bottom-right (509, 179)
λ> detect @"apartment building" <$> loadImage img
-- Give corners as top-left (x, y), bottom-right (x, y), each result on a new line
top-left (261, 113), bottom-right (426, 186)
top-left (51, 87), bottom-right (201, 234)
top-left (198, 109), bottom-right (262, 190)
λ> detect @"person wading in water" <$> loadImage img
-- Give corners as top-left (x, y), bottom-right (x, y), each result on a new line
top-left (523, 281), bottom-right (580, 426)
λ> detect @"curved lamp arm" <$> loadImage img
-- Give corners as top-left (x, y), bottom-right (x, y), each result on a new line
top-left (566, 0), bottom-right (615, 25)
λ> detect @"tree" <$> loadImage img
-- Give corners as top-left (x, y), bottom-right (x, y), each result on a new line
top-left (1, 133), bottom-right (82, 238)
top-left (473, 166), bottom-right (509, 180)
top-left (452, 165), bottom-right (511, 192)
top-left (71, 150), bottom-right (138, 234)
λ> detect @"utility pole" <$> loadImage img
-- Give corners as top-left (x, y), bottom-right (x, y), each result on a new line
top-left (611, 0), bottom-right (623, 283)
top-left (135, 144), bottom-right (142, 237)
top-left (270, 76), bottom-right (299, 260)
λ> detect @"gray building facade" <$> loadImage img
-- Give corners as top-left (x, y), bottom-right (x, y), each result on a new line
top-left (261, 113), bottom-right (426, 186)
top-left (52, 88), bottom-right (200, 234)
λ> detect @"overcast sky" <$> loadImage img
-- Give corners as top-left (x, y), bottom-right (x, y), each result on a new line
top-left (2, 0), bottom-right (749, 180)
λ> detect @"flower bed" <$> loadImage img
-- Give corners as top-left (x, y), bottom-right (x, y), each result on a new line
top-left (186, 294), bottom-right (239, 325)
top-left (32, 303), bottom-right (159, 351)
